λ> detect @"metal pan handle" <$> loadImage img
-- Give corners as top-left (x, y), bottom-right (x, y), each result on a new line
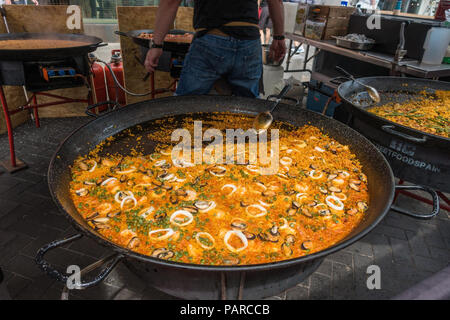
top-left (92, 43), bottom-right (108, 48)
top-left (267, 95), bottom-right (299, 106)
top-left (391, 185), bottom-right (440, 219)
top-left (335, 66), bottom-right (355, 80)
top-left (267, 84), bottom-right (300, 108)
top-left (35, 234), bottom-right (124, 289)
top-left (115, 30), bottom-right (132, 39)
top-left (381, 125), bottom-right (427, 143)
top-left (86, 101), bottom-right (122, 118)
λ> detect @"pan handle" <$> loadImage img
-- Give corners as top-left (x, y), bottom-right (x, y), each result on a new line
top-left (115, 30), bottom-right (132, 39)
top-left (35, 234), bottom-right (124, 289)
top-left (86, 101), bottom-right (122, 118)
top-left (391, 185), bottom-right (440, 219)
top-left (267, 84), bottom-right (300, 107)
top-left (92, 43), bottom-right (108, 48)
top-left (381, 125), bottom-right (427, 143)
top-left (335, 66), bottom-right (355, 80)
top-left (267, 95), bottom-right (299, 106)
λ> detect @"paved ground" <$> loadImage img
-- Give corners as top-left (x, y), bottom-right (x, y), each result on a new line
top-left (0, 117), bottom-right (449, 300)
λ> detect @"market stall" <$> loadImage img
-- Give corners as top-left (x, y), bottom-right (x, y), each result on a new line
top-left (0, 1), bottom-right (448, 303)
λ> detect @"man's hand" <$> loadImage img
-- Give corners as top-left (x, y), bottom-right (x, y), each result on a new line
top-left (269, 39), bottom-right (286, 63)
top-left (144, 48), bottom-right (163, 73)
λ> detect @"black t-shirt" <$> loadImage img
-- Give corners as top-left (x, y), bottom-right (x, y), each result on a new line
top-left (194, 0), bottom-right (260, 40)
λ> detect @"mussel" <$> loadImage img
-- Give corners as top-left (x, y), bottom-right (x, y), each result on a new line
top-left (285, 234), bottom-right (296, 244)
top-left (91, 217), bottom-right (110, 230)
top-left (301, 240), bottom-right (313, 251)
top-left (170, 194), bottom-right (178, 204)
top-left (176, 189), bottom-right (188, 197)
top-left (223, 257), bottom-right (241, 265)
top-left (182, 206), bottom-right (199, 214)
top-left (243, 231), bottom-right (256, 240)
top-left (75, 188), bottom-right (89, 197)
top-left (107, 210), bottom-right (121, 218)
top-left (127, 237), bottom-right (141, 249)
top-left (301, 207), bottom-right (313, 218)
top-left (86, 212), bottom-right (99, 221)
top-left (349, 183), bottom-right (360, 192)
top-left (281, 243), bottom-right (293, 257)
top-left (151, 248), bottom-right (174, 260)
top-left (262, 190), bottom-right (276, 197)
top-left (286, 207), bottom-right (298, 216)
top-left (78, 161), bottom-right (89, 171)
top-left (208, 165), bottom-right (227, 176)
top-left (240, 201), bottom-right (250, 207)
top-left (231, 220), bottom-right (247, 230)
top-left (357, 201), bottom-right (368, 212)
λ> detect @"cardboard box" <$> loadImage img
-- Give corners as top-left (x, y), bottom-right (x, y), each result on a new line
top-left (293, 4), bottom-right (309, 36)
top-left (304, 5), bottom-right (355, 40)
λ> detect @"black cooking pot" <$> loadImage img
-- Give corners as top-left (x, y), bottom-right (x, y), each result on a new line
top-left (35, 96), bottom-right (437, 299)
top-left (337, 77), bottom-right (450, 193)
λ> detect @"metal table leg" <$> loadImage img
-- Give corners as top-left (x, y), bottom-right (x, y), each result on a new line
top-left (32, 94), bottom-right (40, 128)
top-left (303, 44), bottom-right (310, 70)
top-left (285, 39), bottom-right (293, 72)
top-left (0, 86), bottom-right (27, 173)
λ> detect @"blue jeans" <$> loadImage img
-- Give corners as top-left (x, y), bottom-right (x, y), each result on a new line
top-left (176, 35), bottom-right (262, 98)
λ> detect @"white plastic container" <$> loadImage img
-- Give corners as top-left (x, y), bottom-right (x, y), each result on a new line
top-left (284, 2), bottom-right (299, 34)
top-left (421, 27), bottom-right (450, 65)
top-left (262, 65), bottom-right (285, 98)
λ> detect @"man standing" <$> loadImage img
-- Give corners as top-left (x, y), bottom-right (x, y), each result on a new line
top-left (259, 0), bottom-right (273, 45)
top-left (145, 0), bottom-right (286, 98)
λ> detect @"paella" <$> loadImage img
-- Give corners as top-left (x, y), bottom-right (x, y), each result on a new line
top-left (369, 90), bottom-right (450, 138)
top-left (138, 32), bottom-right (193, 43)
top-left (69, 115), bottom-right (369, 266)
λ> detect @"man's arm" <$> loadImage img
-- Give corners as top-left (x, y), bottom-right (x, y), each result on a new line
top-left (145, 0), bottom-right (182, 73)
top-left (267, 0), bottom-right (286, 62)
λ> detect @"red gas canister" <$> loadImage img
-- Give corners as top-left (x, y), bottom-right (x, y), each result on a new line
top-left (90, 54), bottom-right (108, 112)
top-left (105, 50), bottom-right (126, 106)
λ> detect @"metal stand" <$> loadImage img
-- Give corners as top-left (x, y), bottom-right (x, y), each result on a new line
top-left (0, 86), bottom-right (89, 173)
top-left (395, 180), bottom-right (450, 212)
top-left (150, 74), bottom-right (178, 99)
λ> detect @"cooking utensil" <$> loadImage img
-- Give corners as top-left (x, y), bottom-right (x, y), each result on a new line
top-left (0, 5), bottom-right (10, 34)
top-left (332, 35), bottom-right (375, 51)
top-left (36, 95), bottom-right (437, 299)
top-left (253, 84), bottom-right (292, 132)
top-left (0, 33), bottom-right (105, 61)
top-left (337, 76), bottom-right (450, 193)
top-left (336, 66), bottom-right (380, 103)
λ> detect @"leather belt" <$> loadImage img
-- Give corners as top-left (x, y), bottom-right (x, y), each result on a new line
top-left (195, 21), bottom-right (260, 38)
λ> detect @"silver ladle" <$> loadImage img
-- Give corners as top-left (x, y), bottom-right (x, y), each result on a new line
top-left (336, 66), bottom-right (380, 104)
top-left (253, 84), bottom-right (292, 132)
